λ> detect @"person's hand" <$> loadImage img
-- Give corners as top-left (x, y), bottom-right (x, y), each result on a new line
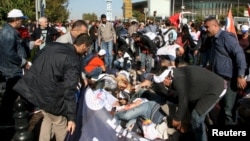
top-left (172, 119), bottom-right (182, 131)
top-left (34, 39), bottom-right (44, 46)
top-left (238, 76), bottom-right (247, 89)
top-left (67, 121), bottom-right (76, 135)
top-left (136, 56), bottom-right (140, 61)
top-left (25, 61), bottom-right (32, 70)
top-left (83, 78), bottom-right (88, 87)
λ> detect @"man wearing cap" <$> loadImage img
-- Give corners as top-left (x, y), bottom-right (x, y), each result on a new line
top-left (97, 14), bottom-right (116, 68)
top-left (84, 49), bottom-right (106, 79)
top-left (238, 25), bottom-right (250, 74)
top-left (0, 9), bottom-right (42, 126)
top-left (153, 66), bottom-right (227, 141)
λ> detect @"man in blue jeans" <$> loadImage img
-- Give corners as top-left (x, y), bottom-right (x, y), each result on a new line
top-left (98, 14), bottom-right (116, 68)
top-left (204, 17), bottom-right (247, 125)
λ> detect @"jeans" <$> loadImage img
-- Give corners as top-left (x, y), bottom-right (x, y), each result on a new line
top-left (191, 110), bottom-right (207, 141)
top-left (86, 67), bottom-right (102, 79)
top-left (223, 79), bottom-right (237, 125)
top-left (101, 41), bottom-right (113, 68)
top-left (114, 101), bottom-right (157, 124)
top-left (191, 89), bottom-right (226, 141)
top-left (140, 53), bottom-right (153, 72)
top-left (88, 40), bottom-right (99, 54)
top-left (200, 49), bottom-right (211, 68)
top-left (113, 60), bottom-right (131, 71)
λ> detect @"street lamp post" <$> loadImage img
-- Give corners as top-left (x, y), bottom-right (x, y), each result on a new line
top-left (192, 0), bottom-right (194, 21)
top-left (237, 0), bottom-right (239, 17)
top-left (172, 0), bottom-right (175, 15)
top-left (144, 7), bottom-right (148, 24)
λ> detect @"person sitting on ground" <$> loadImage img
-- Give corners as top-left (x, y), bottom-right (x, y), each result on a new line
top-left (84, 49), bottom-right (106, 79)
top-left (113, 48), bottom-right (132, 71)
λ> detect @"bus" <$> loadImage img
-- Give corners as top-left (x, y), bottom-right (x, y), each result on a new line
top-left (234, 17), bottom-right (250, 30)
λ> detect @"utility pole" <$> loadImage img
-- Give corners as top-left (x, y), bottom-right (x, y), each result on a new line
top-left (144, 7), bottom-right (148, 24)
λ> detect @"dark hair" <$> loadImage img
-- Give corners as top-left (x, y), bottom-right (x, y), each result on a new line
top-left (101, 14), bottom-right (106, 19)
top-left (6, 18), bottom-right (22, 23)
top-left (204, 17), bottom-right (218, 24)
top-left (131, 33), bottom-right (140, 38)
top-left (74, 33), bottom-right (92, 47)
top-left (165, 19), bottom-right (171, 26)
top-left (72, 20), bottom-right (88, 30)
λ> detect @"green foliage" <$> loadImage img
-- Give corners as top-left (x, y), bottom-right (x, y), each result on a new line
top-left (194, 14), bottom-right (204, 24)
top-left (132, 10), bottom-right (144, 22)
top-left (0, 0), bottom-right (69, 25)
top-left (82, 13), bottom-right (98, 22)
top-left (232, 6), bottom-right (246, 17)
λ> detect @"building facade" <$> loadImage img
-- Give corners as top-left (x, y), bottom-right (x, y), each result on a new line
top-left (132, 0), bottom-right (250, 19)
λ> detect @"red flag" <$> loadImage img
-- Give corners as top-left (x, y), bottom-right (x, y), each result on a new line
top-left (169, 13), bottom-right (181, 28)
top-left (248, 4), bottom-right (250, 16)
top-left (225, 7), bottom-right (237, 37)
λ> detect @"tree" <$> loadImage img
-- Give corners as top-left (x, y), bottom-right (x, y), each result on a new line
top-left (194, 14), bottom-right (204, 24)
top-left (232, 6), bottom-right (246, 17)
top-left (82, 13), bottom-right (98, 22)
top-left (132, 10), bottom-right (144, 22)
top-left (44, 0), bottom-right (69, 23)
top-left (0, 0), bottom-right (69, 25)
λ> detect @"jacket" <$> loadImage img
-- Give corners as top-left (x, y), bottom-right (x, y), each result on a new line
top-left (171, 66), bottom-right (225, 121)
top-left (97, 22), bottom-right (116, 43)
top-left (13, 42), bottom-right (81, 122)
top-left (56, 31), bottom-right (73, 44)
top-left (210, 30), bottom-right (247, 78)
top-left (31, 26), bottom-right (60, 43)
top-left (0, 23), bottom-right (27, 79)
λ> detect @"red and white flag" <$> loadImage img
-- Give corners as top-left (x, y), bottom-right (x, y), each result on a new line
top-left (248, 3), bottom-right (250, 16)
top-left (169, 13), bottom-right (181, 28)
top-left (225, 6), bottom-right (237, 37)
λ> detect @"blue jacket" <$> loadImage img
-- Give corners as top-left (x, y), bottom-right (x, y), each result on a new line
top-left (209, 30), bottom-right (247, 78)
top-left (0, 23), bottom-right (27, 79)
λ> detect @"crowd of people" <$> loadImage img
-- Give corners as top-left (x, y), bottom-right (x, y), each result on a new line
top-left (0, 8), bottom-right (250, 141)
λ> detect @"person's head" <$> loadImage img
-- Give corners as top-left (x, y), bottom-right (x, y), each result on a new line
top-left (71, 20), bottom-right (88, 38)
top-left (38, 17), bottom-right (48, 29)
top-left (165, 19), bottom-right (171, 27)
top-left (73, 33), bottom-right (92, 56)
top-left (131, 33), bottom-right (141, 42)
top-left (98, 49), bottom-right (106, 58)
top-left (204, 17), bottom-right (220, 37)
top-left (6, 9), bottom-right (27, 29)
top-left (100, 14), bottom-right (107, 24)
top-left (116, 71), bottom-right (131, 91)
top-left (117, 49), bottom-right (124, 57)
top-left (241, 25), bottom-right (249, 35)
top-left (153, 67), bottom-right (174, 87)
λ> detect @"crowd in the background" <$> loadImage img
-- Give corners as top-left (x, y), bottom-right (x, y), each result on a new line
top-left (1, 8), bottom-right (250, 141)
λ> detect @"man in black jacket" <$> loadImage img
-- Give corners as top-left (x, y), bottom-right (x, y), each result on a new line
top-left (132, 33), bottom-right (156, 72)
top-left (13, 33), bottom-right (92, 141)
top-left (153, 66), bottom-right (227, 141)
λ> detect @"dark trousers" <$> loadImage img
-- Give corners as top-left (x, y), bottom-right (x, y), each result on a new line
top-left (0, 76), bottom-right (21, 125)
